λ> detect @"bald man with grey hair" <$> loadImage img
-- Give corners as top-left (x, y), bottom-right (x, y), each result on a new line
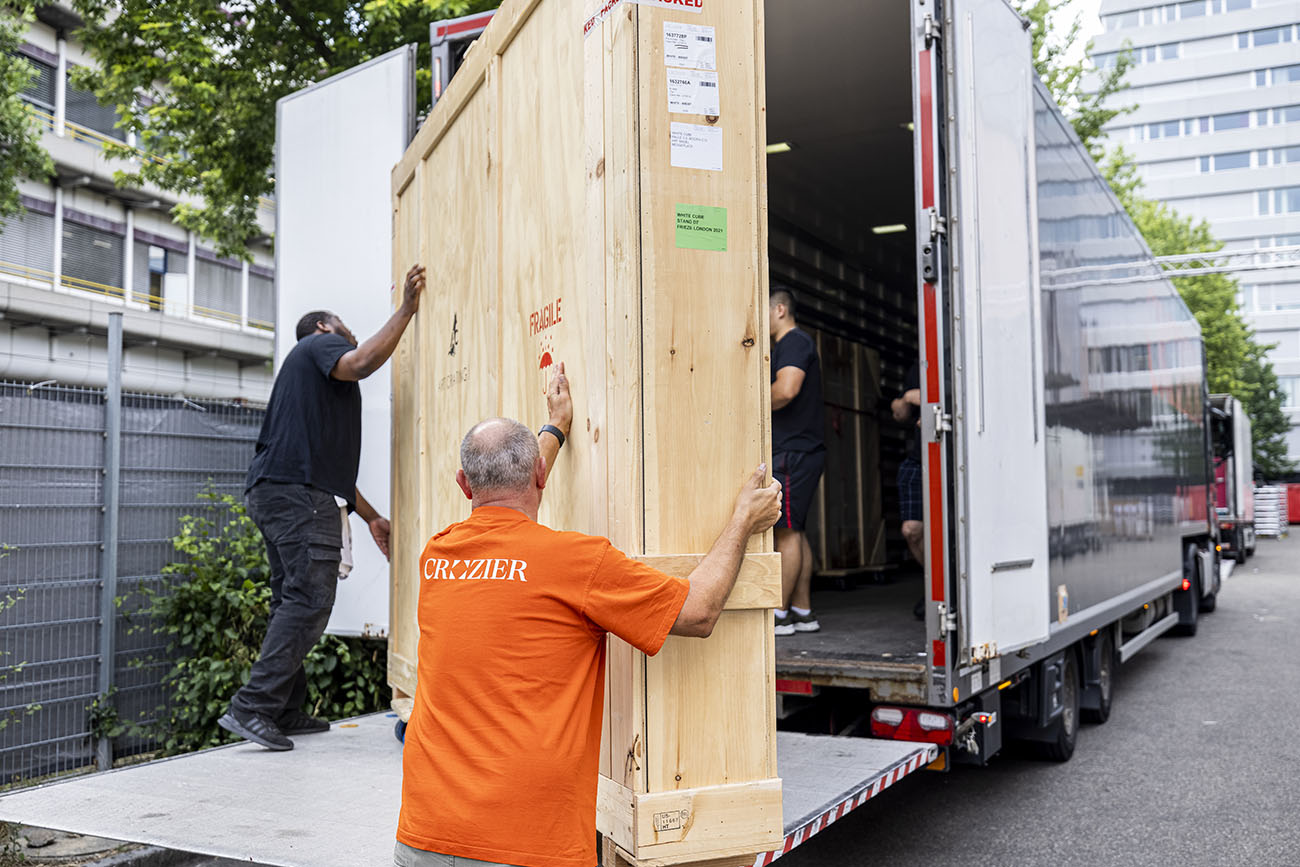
top-left (396, 363), bottom-right (782, 867)
top-left (459, 418), bottom-right (541, 498)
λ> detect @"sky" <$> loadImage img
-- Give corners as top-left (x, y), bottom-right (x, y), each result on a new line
top-left (1062, 0), bottom-right (1105, 65)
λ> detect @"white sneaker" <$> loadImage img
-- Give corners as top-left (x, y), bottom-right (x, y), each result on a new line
top-left (790, 610), bottom-right (820, 632)
top-left (774, 612), bottom-right (796, 636)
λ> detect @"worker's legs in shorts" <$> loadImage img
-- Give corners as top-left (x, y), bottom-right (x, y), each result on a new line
top-left (393, 841), bottom-right (520, 867)
top-left (231, 482), bottom-right (340, 720)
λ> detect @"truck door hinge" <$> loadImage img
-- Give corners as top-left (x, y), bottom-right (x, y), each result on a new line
top-left (935, 601), bottom-right (958, 633)
top-left (933, 405), bottom-right (952, 437)
top-left (927, 207), bottom-right (947, 239)
top-left (923, 14), bottom-right (942, 46)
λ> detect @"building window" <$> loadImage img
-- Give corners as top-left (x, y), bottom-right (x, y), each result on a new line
top-left (0, 206), bottom-right (55, 278)
top-left (64, 66), bottom-right (125, 141)
top-left (17, 54), bottom-right (55, 111)
top-left (248, 271), bottom-right (274, 330)
top-left (1212, 111), bottom-right (1250, 131)
top-left (132, 241), bottom-right (183, 310)
top-left (62, 222), bottom-right (124, 297)
top-left (1225, 0), bottom-right (1251, 9)
top-left (1257, 287), bottom-right (1300, 313)
top-left (194, 255), bottom-right (243, 325)
top-left (1274, 105), bottom-right (1300, 125)
top-left (1263, 331), bottom-right (1300, 359)
top-left (1106, 10), bottom-right (1140, 30)
top-left (1214, 151), bottom-right (1250, 171)
top-left (1179, 0), bottom-right (1206, 17)
top-left (1279, 377), bottom-right (1300, 409)
top-left (1243, 25), bottom-right (1295, 49)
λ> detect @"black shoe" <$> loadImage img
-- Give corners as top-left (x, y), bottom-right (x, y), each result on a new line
top-left (218, 709), bottom-right (293, 751)
top-left (277, 710), bottom-right (330, 735)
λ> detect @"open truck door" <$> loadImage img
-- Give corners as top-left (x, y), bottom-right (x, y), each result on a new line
top-left (915, 0), bottom-right (1050, 667)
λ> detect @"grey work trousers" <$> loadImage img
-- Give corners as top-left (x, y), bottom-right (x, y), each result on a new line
top-left (230, 481), bottom-right (342, 719)
top-left (393, 841), bottom-right (519, 867)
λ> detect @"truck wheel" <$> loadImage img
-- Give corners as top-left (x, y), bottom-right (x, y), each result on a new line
top-left (1199, 588), bottom-right (1218, 613)
top-left (1081, 631), bottom-right (1115, 725)
top-left (1040, 650), bottom-right (1080, 762)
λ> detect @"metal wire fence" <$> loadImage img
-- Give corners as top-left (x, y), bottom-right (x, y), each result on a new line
top-left (0, 379), bottom-right (264, 786)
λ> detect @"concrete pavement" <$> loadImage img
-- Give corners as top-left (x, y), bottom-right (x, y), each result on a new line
top-left (777, 534), bottom-right (1300, 867)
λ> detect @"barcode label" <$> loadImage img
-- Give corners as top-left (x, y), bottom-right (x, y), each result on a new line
top-left (667, 69), bottom-right (720, 115)
top-left (664, 22), bottom-right (717, 70)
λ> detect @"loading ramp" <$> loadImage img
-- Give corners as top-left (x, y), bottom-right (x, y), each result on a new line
top-left (0, 714), bottom-right (935, 866)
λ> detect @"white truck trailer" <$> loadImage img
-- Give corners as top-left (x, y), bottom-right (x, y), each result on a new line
top-left (1210, 393), bottom-right (1255, 563)
top-left (0, 0), bottom-right (1229, 863)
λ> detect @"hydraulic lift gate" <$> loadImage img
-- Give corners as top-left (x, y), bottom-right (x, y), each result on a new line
top-left (0, 715), bottom-right (934, 867)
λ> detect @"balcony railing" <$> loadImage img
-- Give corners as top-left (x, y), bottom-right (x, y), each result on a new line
top-left (0, 256), bottom-right (274, 332)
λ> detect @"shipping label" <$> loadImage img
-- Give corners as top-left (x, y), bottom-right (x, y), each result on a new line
top-left (669, 122), bottom-right (723, 172)
top-left (667, 69), bottom-right (719, 115)
top-left (663, 21), bottom-right (716, 70)
top-left (675, 204), bottom-right (727, 251)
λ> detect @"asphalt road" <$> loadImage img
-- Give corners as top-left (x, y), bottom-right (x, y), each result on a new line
top-left (777, 535), bottom-right (1300, 867)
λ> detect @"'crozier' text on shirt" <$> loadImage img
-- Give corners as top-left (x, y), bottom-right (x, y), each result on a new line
top-left (423, 558), bottom-right (528, 582)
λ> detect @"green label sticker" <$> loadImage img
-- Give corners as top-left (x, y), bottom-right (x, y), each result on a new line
top-left (675, 204), bottom-right (727, 251)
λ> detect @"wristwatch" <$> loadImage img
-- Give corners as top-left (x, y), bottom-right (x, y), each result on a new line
top-left (540, 424), bottom-right (566, 448)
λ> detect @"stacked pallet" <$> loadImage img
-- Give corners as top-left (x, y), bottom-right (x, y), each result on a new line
top-left (802, 329), bottom-right (887, 572)
top-left (1254, 486), bottom-right (1290, 538)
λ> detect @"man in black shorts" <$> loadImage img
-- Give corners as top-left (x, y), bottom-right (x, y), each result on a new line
top-left (891, 362), bottom-right (925, 619)
top-left (218, 264), bottom-right (425, 751)
top-left (768, 287), bottom-right (825, 636)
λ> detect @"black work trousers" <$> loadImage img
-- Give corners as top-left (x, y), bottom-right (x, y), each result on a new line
top-left (231, 481), bottom-right (342, 719)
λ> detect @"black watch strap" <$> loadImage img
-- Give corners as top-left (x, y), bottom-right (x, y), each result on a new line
top-left (540, 424), bottom-right (566, 448)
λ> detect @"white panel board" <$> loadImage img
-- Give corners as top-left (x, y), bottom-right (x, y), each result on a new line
top-left (951, 0), bottom-right (1051, 658)
top-left (274, 46), bottom-right (415, 637)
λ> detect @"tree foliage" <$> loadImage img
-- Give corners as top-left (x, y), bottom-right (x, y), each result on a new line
top-left (0, 1), bottom-right (54, 228)
top-left (1019, 0), bottom-right (1294, 477)
top-left (70, 0), bottom-right (494, 257)
top-left (127, 491), bottom-right (387, 754)
top-left (1014, 0), bottom-right (1136, 157)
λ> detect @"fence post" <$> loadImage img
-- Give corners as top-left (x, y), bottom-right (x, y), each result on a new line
top-left (97, 312), bottom-right (123, 771)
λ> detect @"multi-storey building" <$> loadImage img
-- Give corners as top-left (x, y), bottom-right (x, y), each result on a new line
top-left (1, 4), bottom-right (274, 402)
top-left (1090, 0), bottom-right (1300, 467)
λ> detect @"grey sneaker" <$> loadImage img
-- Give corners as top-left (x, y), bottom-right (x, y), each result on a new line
top-left (219, 709), bottom-right (293, 751)
top-left (775, 612), bottom-right (796, 636)
top-left (790, 610), bottom-right (820, 633)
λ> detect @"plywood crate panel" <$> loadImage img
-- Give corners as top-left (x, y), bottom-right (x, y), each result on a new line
top-left (389, 1), bottom-right (779, 864)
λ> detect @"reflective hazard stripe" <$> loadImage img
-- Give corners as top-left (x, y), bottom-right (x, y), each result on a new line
top-left (750, 746), bottom-right (938, 866)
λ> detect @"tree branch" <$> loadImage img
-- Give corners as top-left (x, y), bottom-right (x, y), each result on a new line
top-left (274, 0), bottom-right (335, 66)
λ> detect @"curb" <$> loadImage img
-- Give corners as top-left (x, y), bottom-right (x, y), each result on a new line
top-left (85, 846), bottom-right (194, 867)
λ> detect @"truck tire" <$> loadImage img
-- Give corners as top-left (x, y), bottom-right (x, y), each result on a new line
top-left (1199, 587), bottom-right (1218, 613)
top-left (1172, 545), bottom-right (1200, 637)
top-left (1040, 650), bottom-right (1080, 762)
top-left (1081, 631), bottom-right (1115, 725)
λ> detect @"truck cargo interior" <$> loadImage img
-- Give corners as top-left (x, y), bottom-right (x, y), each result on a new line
top-left (765, 0), bottom-right (928, 708)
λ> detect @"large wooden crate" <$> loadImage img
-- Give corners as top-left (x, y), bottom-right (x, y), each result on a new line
top-left (804, 330), bottom-right (886, 573)
top-left (388, 1), bottom-right (780, 865)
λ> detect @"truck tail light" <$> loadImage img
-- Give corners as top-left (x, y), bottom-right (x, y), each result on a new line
top-left (871, 706), bottom-right (953, 744)
top-left (775, 679), bottom-right (814, 695)
top-left (1181, 578), bottom-right (1191, 591)
top-left (1220, 522), bottom-right (1232, 530)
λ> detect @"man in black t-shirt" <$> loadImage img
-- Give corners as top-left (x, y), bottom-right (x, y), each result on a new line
top-left (891, 362), bottom-right (925, 619)
top-left (769, 287), bottom-right (826, 636)
top-left (218, 265), bottom-right (426, 751)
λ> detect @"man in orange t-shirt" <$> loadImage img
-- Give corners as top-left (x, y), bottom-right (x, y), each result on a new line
top-left (395, 370), bottom-right (782, 867)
